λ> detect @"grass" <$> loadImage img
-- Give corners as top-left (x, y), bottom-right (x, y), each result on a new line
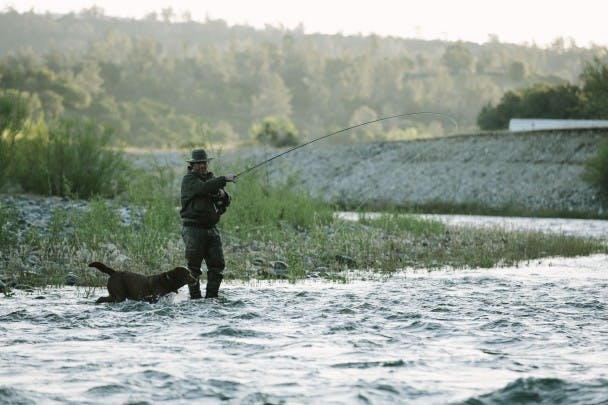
top-left (341, 200), bottom-right (608, 220)
top-left (5, 117), bottom-right (129, 198)
top-left (1, 157), bottom-right (606, 292)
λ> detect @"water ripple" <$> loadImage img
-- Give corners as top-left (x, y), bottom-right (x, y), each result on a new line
top-left (1, 255), bottom-right (607, 403)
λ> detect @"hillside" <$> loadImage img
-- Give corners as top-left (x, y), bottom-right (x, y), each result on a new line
top-left (1, 9), bottom-right (606, 148)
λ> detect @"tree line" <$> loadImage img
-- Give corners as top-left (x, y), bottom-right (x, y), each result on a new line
top-left (0, 8), bottom-right (606, 147)
top-left (478, 57), bottom-right (608, 129)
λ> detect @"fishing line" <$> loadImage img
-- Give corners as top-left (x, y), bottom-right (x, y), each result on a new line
top-left (235, 111), bottom-right (458, 178)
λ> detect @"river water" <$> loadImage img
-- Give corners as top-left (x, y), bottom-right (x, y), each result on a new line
top-left (338, 212), bottom-right (608, 239)
top-left (1, 253), bottom-right (607, 404)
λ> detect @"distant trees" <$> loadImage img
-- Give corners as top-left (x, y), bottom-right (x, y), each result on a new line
top-left (583, 139), bottom-right (608, 196)
top-left (0, 10), bottom-right (606, 146)
top-left (508, 61), bottom-right (526, 82)
top-left (442, 43), bottom-right (473, 75)
top-left (580, 57), bottom-right (608, 119)
top-left (477, 57), bottom-right (608, 130)
top-left (251, 116), bottom-right (299, 147)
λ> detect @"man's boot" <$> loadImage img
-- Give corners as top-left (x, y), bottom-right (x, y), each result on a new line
top-left (205, 272), bottom-right (223, 298)
top-left (188, 268), bottom-right (203, 299)
top-left (188, 279), bottom-right (202, 299)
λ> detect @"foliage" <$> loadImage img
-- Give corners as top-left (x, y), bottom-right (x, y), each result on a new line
top-left (508, 61), bottom-right (527, 82)
top-left (477, 83), bottom-right (585, 130)
top-left (0, 10), bottom-right (605, 146)
top-left (582, 138), bottom-right (608, 196)
top-left (0, 89), bottom-right (36, 132)
top-left (442, 43), bottom-right (473, 74)
top-left (0, 89), bottom-right (41, 188)
top-left (580, 57), bottom-right (608, 118)
top-left (11, 117), bottom-right (130, 198)
top-left (477, 57), bottom-right (608, 130)
top-left (359, 213), bottom-right (446, 236)
top-left (0, 201), bottom-right (19, 249)
top-left (222, 173), bottom-right (334, 235)
top-left (251, 116), bottom-right (299, 147)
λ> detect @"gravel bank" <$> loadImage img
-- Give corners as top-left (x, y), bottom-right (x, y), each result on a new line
top-left (142, 128), bottom-right (608, 216)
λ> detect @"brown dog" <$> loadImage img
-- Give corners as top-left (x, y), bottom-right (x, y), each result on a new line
top-left (89, 261), bottom-right (196, 303)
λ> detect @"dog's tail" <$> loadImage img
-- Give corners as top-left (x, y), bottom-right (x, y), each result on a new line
top-left (88, 261), bottom-right (116, 275)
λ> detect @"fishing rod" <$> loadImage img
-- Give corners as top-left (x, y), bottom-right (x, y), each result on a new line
top-left (235, 111), bottom-right (458, 178)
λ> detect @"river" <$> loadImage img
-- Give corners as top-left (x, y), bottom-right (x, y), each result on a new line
top-left (1, 215), bottom-right (607, 404)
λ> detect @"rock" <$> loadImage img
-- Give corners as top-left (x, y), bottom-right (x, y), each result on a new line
top-left (13, 284), bottom-right (34, 292)
top-left (257, 266), bottom-right (289, 279)
top-left (269, 260), bottom-right (288, 270)
top-left (335, 255), bottom-right (356, 267)
top-left (65, 273), bottom-right (78, 286)
top-left (101, 243), bottom-right (118, 253)
top-left (27, 254), bottom-right (41, 267)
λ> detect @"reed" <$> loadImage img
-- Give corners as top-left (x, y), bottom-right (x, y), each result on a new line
top-left (10, 117), bottom-right (129, 198)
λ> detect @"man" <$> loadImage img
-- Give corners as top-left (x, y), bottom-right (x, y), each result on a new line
top-left (180, 148), bottom-right (236, 299)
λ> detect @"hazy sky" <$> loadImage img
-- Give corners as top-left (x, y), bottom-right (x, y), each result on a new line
top-left (3, 0), bottom-right (606, 47)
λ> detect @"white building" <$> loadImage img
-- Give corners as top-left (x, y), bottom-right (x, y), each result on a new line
top-left (509, 118), bottom-right (608, 131)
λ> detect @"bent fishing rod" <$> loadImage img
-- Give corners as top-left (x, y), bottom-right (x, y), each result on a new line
top-left (235, 111), bottom-right (458, 178)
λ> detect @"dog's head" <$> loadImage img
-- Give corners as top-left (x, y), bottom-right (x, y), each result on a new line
top-left (165, 266), bottom-right (198, 289)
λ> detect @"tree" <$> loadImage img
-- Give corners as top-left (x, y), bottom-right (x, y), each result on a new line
top-left (442, 43), bottom-right (473, 75)
top-left (251, 72), bottom-right (293, 121)
top-left (580, 57), bottom-right (608, 118)
top-left (0, 89), bottom-right (37, 132)
top-left (477, 83), bottom-right (584, 130)
top-left (251, 116), bottom-right (299, 147)
top-left (508, 61), bottom-right (526, 82)
top-left (348, 105), bottom-right (381, 141)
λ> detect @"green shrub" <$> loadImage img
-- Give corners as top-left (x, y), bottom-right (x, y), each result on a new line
top-left (0, 131), bottom-right (16, 189)
top-left (359, 213), bottom-right (446, 236)
top-left (583, 139), bottom-right (608, 196)
top-left (251, 116), bottom-right (299, 147)
top-left (0, 89), bottom-right (37, 189)
top-left (221, 173), bottom-right (334, 236)
top-left (13, 117), bottom-right (130, 198)
top-left (0, 201), bottom-right (20, 249)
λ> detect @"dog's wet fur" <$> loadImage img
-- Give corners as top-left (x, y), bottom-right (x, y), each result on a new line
top-left (89, 261), bottom-right (196, 303)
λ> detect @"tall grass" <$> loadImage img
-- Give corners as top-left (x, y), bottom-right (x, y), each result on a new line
top-left (583, 138), bottom-right (608, 197)
top-left (0, 131), bottom-right (16, 190)
top-left (0, 201), bottom-right (19, 248)
top-left (12, 117), bottom-right (129, 198)
top-left (222, 172), bottom-right (334, 236)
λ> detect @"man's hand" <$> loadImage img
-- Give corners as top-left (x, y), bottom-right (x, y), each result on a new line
top-left (225, 174), bottom-right (237, 183)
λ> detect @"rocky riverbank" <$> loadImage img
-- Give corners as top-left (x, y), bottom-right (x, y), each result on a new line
top-left (138, 128), bottom-right (608, 216)
top-left (3, 128), bottom-right (607, 244)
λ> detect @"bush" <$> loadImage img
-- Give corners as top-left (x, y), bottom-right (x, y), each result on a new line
top-left (477, 84), bottom-right (585, 130)
top-left (251, 116), bottom-right (299, 147)
top-left (583, 139), bottom-right (608, 196)
top-left (0, 90), bottom-right (38, 189)
top-left (221, 173), bottom-right (334, 235)
top-left (13, 117), bottom-right (130, 198)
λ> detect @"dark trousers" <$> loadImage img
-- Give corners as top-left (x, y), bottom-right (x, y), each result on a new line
top-left (181, 226), bottom-right (225, 278)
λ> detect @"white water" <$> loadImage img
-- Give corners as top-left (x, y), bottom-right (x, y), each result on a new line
top-left (1, 255), bottom-right (607, 404)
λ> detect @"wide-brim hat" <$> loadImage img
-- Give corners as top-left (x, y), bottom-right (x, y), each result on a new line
top-left (186, 148), bottom-right (214, 163)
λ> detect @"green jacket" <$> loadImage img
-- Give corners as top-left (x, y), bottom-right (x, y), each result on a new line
top-left (180, 171), bottom-right (231, 228)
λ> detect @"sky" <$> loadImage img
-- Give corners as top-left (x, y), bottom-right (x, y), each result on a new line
top-left (3, 0), bottom-right (607, 48)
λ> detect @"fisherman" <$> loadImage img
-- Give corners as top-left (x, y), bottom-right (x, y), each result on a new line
top-left (180, 148), bottom-right (236, 299)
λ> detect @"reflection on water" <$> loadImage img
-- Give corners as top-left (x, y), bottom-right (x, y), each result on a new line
top-left (338, 212), bottom-right (608, 239)
top-left (1, 255), bottom-right (607, 404)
